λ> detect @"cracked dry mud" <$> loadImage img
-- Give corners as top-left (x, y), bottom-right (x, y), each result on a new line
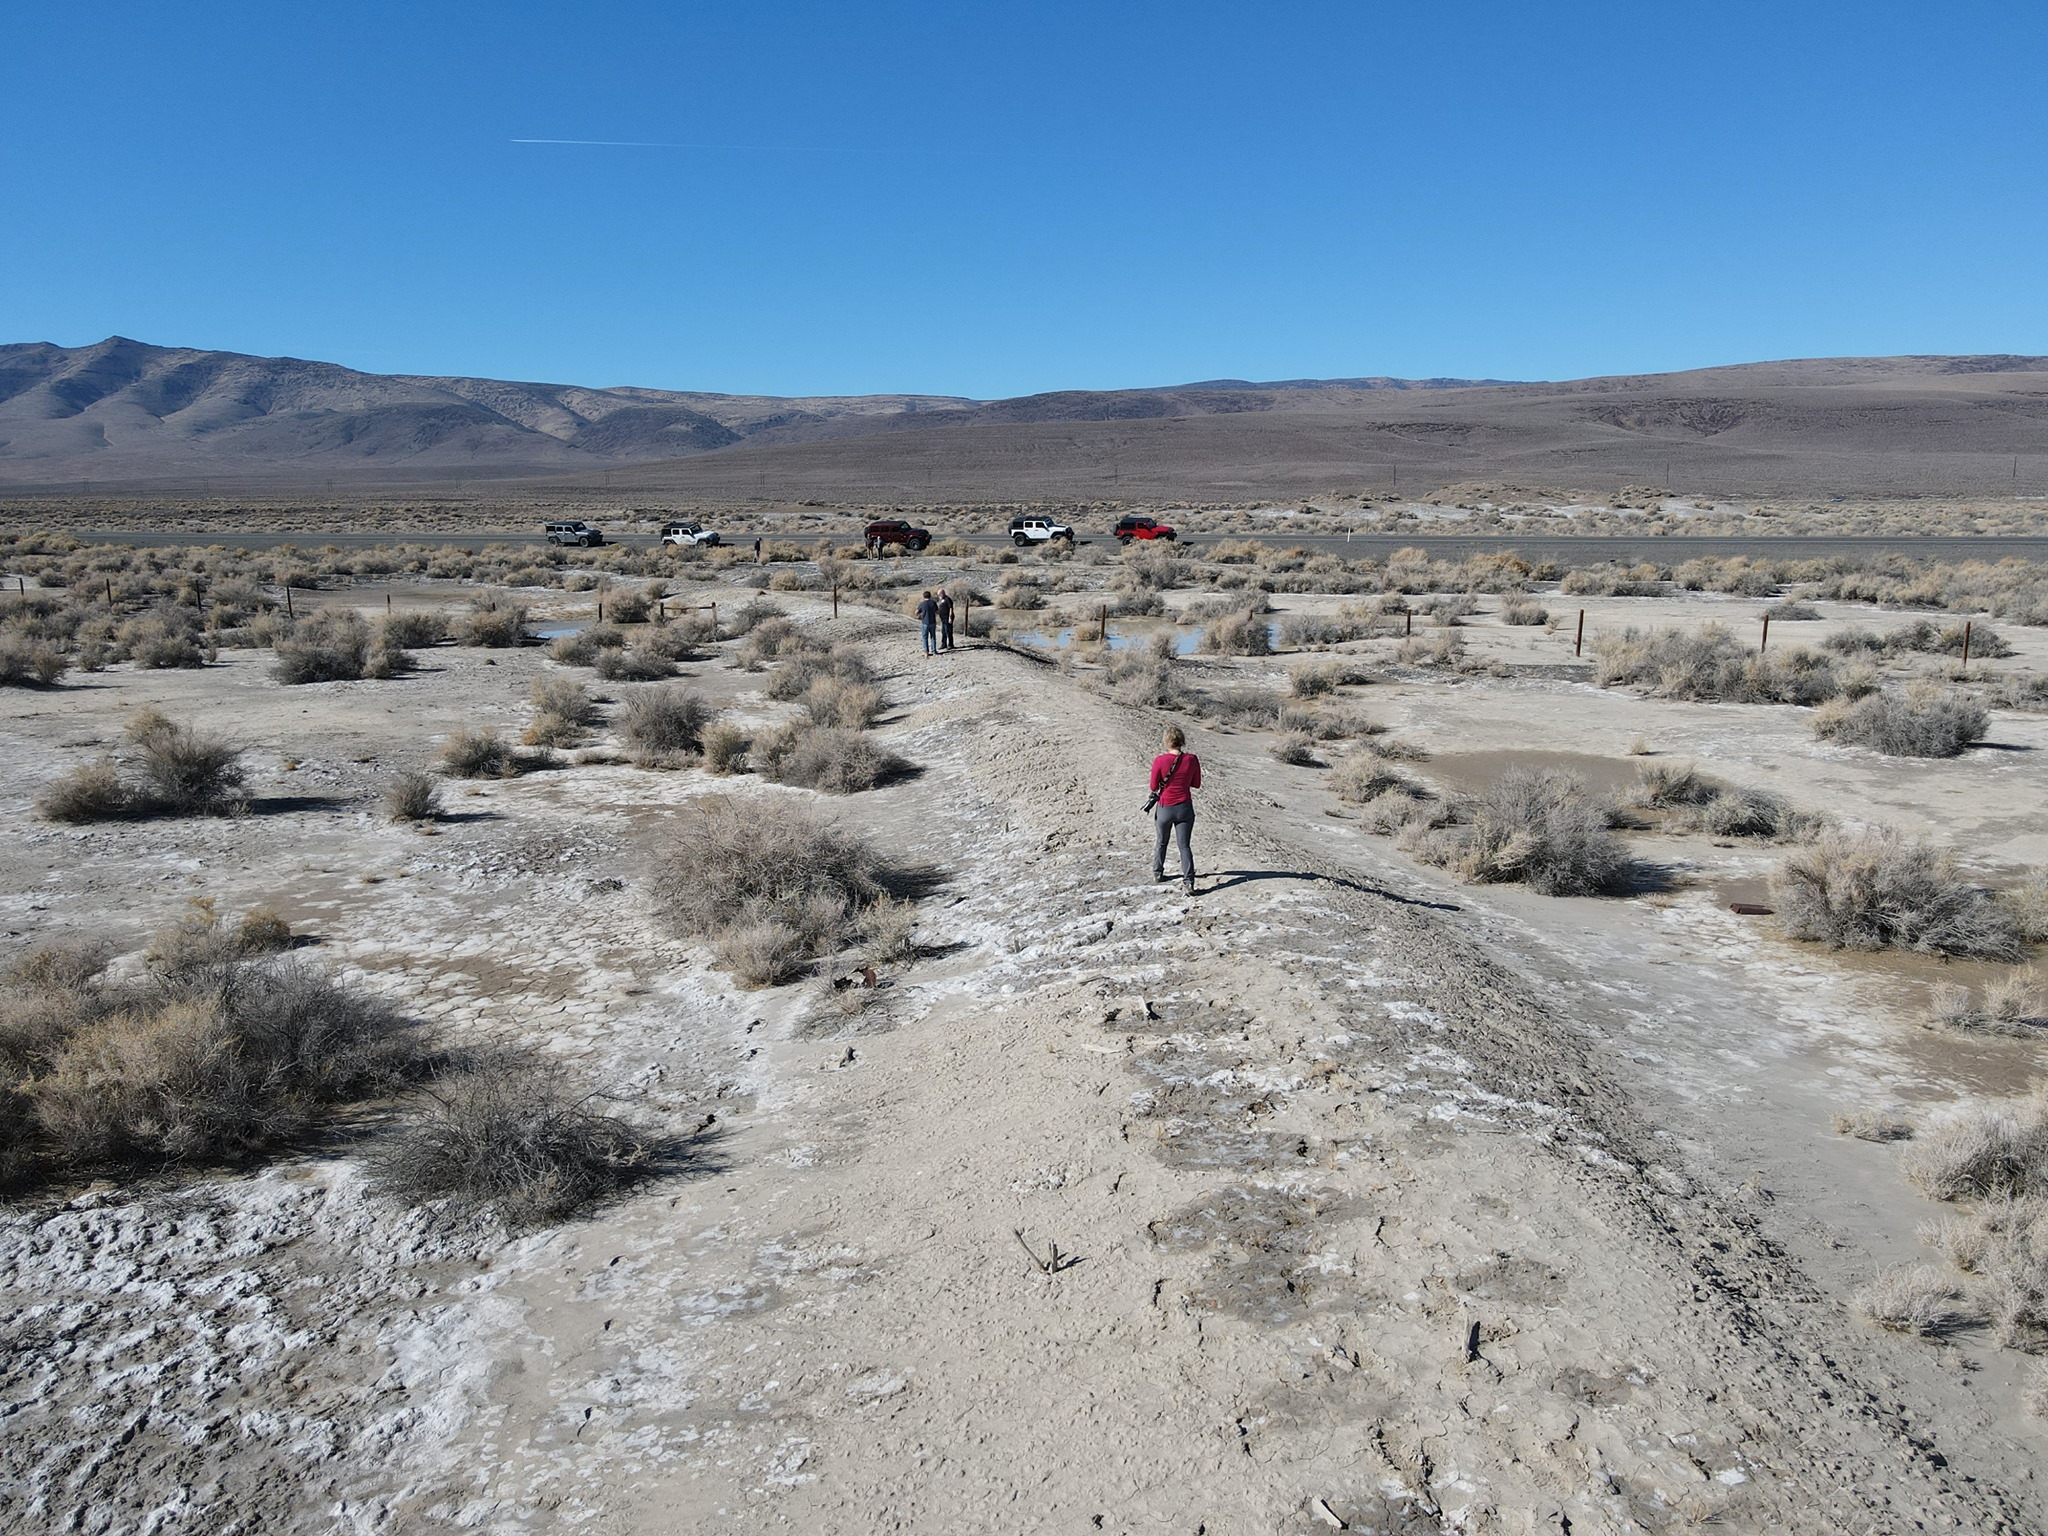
top-left (2, 595), bottom-right (2043, 1535)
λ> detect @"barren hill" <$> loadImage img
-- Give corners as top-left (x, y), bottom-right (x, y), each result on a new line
top-left (4, 337), bottom-right (2046, 500)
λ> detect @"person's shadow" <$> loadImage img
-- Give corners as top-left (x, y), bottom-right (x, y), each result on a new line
top-left (1199, 868), bottom-right (1462, 911)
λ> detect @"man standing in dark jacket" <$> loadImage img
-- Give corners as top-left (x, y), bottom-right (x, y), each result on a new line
top-left (916, 590), bottom-right (939, 656)
top-left (938, 589), bottom-right (956, 650)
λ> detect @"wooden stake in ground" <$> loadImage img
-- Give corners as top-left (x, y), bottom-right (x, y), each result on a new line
top-left (1760, 612), bottom-right (1771, 652)
top-left (1961, 620), bottom-right (1973, 671)
top-left (1574, 608), bottom-right (1585, 657)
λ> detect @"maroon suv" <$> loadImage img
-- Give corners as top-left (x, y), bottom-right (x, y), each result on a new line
top-left (865, 519), bottom-right (932, 552)
top-left (1113, 516), bottom-right (1177, 544)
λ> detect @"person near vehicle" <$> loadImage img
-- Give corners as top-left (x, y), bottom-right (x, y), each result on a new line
top-left (916, 589), bottom-right (940, 656)
top-left (938, 589), bottom-right (956, 650)
top-left (1148, 724), bottom-right (1202, 893)
top-left (753, 537), bottom-right (763, 563)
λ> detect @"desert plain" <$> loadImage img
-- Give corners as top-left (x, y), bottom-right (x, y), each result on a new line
top-left (3, 509), bottom-right (2047, 1535)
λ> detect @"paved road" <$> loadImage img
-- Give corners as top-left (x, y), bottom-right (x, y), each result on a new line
top-left (48, 528), bottom-right (2048, 563)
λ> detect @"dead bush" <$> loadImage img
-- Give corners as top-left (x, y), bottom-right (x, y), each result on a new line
top-left (621, 686), bottom-right (712, 767)
top-left (3, 942), bottom-right (418, 1186)
top-left (1900, 1092), bottom-right (2048, 1202)
top-left (803, 674), bottom-right (883, 730)
top-left (439, 726), bottom-right (518, 779)
top-left (374, 1055), bottom-right (649, 1226)
top-left (238, 907), bottom-right (294, 954)
top-left (856, 895), bottom-right (920, 964)
top-left (1689, 787), bottom-right (1815, 841)
top-left (460, 596), bottom-right (528, 647)
top-left (273, 609), bottom-right (373, 684)
top-left (1199, 612), bottom-right (1273, 657)
top-left (1833, 1108), bottom-right (1914, 1142)
top-left (1773, 827), bottom-right (2023, 958)
top-left (1987, 967), bottom-right (2047, 1026)
top-left (525, 677), bottom-right (598, 747)
top-left (1854, 1265), bottom-right (1973, 1337)
top-left (593, 646), bottom-right (677, 682)
top-left (1414, 769), bottom-right (1626, 895)
top-left (1271, 732), bottom-right (1320, 766)
top-left (36, 759), bottom-right (134, 822)
top-left (1501, 597), bottom-right (1549, 626)
top-left (0, 630), bottom-right (70, 686)
top-left (2003, 873), bottom-right (2048, 943)
top-left (125, 709), bottom-right (245, 813)
top-left (1330, 753), bottom-right (1418, 804)
top-left (386, 768), bottom-right (444, 822)
top-left (759, 724), bottom-right (914, 794)
top-left (650, 800), bottom-right (898, 984)
top-left (1592, 625), bottom-right (1839, 704)
top-left (1627, 761), bottom-right (1714, 808)
top-left (548, 626), bottom-right (625, 666)
top-left (603, 586), bottom-right (656, 623)
top-left (1813, 686), bottom-right (1988, 758)
top-left (380, 610), bottom-right (448, 648)
top-left (701, 722), bottom-right (750, 775)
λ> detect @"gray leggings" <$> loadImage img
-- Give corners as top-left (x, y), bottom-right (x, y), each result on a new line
top-left (1153, 799), bottom-right (1195, 879)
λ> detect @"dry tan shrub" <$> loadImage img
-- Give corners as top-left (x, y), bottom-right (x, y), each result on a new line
top-left (1815, 685), bottom-right (1988, 758)
top-left (1417, 770), bottom-right (1626, 895)
top-left (126, 710), bottom-right (245, 813)
top-left (1330, 754), bottom-right (1414, 804)
top-left (650, 800), bottom-right (895, 984)
top-left (1900, 1094), bottom-right (2048, 1201)
top-left (525, 677), bottom-right (598, 747)
top-left (620, 686), bottom-right (712, 767)
top-left (237, 907), bottom-right (294, 954)
top-left (856, 895), bottom-right (919, 964)
top-left (594, 646), bottom-right (677, 682)
top-left (439, 726), bottom-right (517, 779)
top-left (387, 768), bottom-right (444, 822)
top-left (802, 674), bottom-right (883, 730)
top-left (1986, 967), bottom-right (2046, 1025)
top-left (1773, 827), bottom-right (2022, 959)
top-left (374, 1056), bottom-right (649, 1226)
top-left (1853, 1265), bottom-right (1972, 1336)
top-left (460, 596), bottom-right (528, 647)
top-left (759, 724), bottom-right (913, 794)
top-left (1198, 611), bottom-right (1273, 657)
top-left (701, 722), bottom-right (750, 775)
top-left (36, 759), bottom-right (132, 822)
top-left (1270, 732), bottom-right (1319, 766)
top-left (10, 948), bottom-right (416, 1182)
top-left (379, 610), bottom-right (447, 648)
top-left (1627, 760), bottom-right (1715, 808)
top-left (2003, 873), bottom-right (2048, 943)
top-left (1833, 1108), bottom-right (1914, 1141)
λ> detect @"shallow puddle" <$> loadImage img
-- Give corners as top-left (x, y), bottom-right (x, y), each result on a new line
top-left (1421, 749), bottom-right (1642, 799)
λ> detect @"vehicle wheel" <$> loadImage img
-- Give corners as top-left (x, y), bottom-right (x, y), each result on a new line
top-left (1013, 534), bottom-right (1029, 546)
top-left (1117, 535), bottom-right (1132, 546)
top-left (911, 538), bottom-right (930, 553)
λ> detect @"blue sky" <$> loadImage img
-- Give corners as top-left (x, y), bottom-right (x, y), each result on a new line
top-left (4, 1), bottom-right (2045, 397)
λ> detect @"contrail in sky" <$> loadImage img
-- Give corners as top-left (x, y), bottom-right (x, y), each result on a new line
top-left (511, 138), bottom-right (866, 152)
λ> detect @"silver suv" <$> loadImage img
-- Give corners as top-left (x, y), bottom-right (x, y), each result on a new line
top-left (660, 521), bottom-right (721, 548)
top-left (544, 520), bottom-right (605, 547)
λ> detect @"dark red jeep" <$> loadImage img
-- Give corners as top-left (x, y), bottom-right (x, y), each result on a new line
top-left (864, 519), bottom-right (931, 553)
top-left (1113, 516), bottom-right (1177, 544)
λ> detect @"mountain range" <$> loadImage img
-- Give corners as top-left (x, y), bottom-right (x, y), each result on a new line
top-left (3, 336), bottom-right (2045, 500)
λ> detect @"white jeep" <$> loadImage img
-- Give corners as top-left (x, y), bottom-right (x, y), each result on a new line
top-left (1009, 516), bottom-right (1075, 546)
top-left (660, 521), bottom-right (721, 548)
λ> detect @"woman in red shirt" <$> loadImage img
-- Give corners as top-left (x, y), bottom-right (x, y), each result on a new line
top-left (1149, 724), bottom-right (1202, 894)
